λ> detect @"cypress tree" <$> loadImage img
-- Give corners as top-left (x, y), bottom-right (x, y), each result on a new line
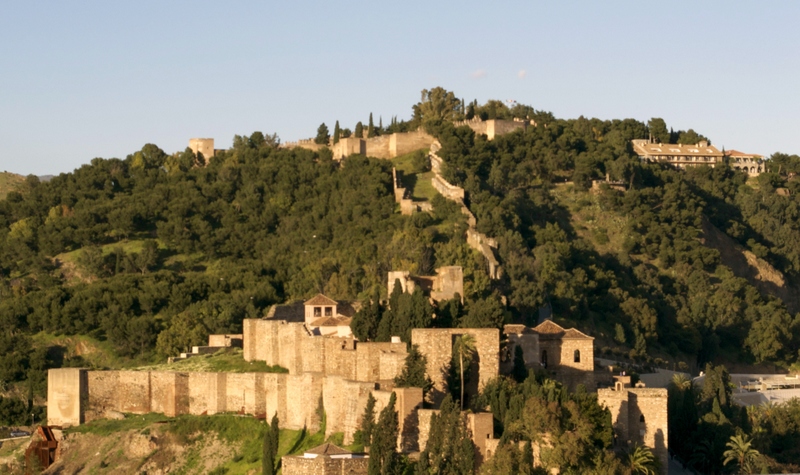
top-left (355, 121), bottom-right (364, 138)
top-left (368, 113), bottom-right (376, 138)
top-left (512, 345), bottom-right (527, 383)
top-left (333, 120), bottom-right (341, 144)
top-left (417, 394), bottom-right (475, 474)
top-left (351, 291), bottom-right (381, 341)
top-left (262, 413), bottom-right (279, 475)
top-left (360, 393), bottom-right (376, 446)
top-left (368, 393), bottom-right (399, 475)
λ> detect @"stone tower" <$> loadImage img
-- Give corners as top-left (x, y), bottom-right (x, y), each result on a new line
top-left (597, 376), bottom-right (668, 474)
top-left (189, 138), bottom-right (215, 163)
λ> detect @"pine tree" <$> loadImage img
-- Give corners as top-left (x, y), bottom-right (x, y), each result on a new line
top-left (355, 121), bottom-right (364, 138)
top-left (333, 120), bottom-right (341, 144)
top-left (315, 123), bottom-right (330, 145)
top-left (369, 393), bottom-right (399, 475)
top-left (394, 345), bottom-right (433, 396)
top-left (368, 113), bottom-right (376, 138)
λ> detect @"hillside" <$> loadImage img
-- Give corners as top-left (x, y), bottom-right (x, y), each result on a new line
top-left (0, 171), bottom-right (23, 200)
top-left (1, 413), bottom-right (352, 475)
top-left (2, 92), bottom-right (800, 470)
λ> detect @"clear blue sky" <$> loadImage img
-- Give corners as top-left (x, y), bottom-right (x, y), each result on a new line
top-left (1, 1), bottom-right (798, 176)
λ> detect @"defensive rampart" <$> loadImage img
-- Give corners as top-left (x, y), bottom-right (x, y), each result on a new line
top-left (598, 380), bottom-right (668, 474)
top-left (411, 328), bottom-right (499, 405)
top-left (429, 145), bottom-right (501, 278)
top-left (452, 118), bottom-right (530, 140)
top-left (48, 368), bottom-right (422, 447)
top-left (243, 319), bottom-right (407, 382)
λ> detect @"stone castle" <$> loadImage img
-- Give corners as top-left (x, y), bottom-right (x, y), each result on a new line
top-left (47, 295), bottom-right (665, 470)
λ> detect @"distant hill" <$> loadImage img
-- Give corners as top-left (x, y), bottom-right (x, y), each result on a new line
top-left (0, 171), bottom-right (24, 200)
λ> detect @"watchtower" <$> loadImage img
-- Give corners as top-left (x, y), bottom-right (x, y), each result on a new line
top-left (189, 138), bottom-right (215, 163)
top-left (598, 376), bottom-right (668, 474)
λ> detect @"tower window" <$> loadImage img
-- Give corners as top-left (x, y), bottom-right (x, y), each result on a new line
top-left (574, 349), bottom-right (581, 363)
top-left (639, 414), bottom-right (645, 423)
top-left (541, 350), bottom-right (548, 368)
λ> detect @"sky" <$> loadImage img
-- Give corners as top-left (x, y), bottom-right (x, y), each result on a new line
top-left (1, 1), bottom-right (799, 176)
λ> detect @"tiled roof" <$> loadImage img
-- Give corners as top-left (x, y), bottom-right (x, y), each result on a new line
top-left (265, 301), bottom-right (305, 322)
top-left (304, 294), bottom-right (338, 306)
top-left (305, 443), bottom-right (351, 456)
top-left (310, 316), bottom-right (352, 327)
top-left (563, 328), bottom-right (593, 340)
top-left (725, 149), bottom-right (763, 159)
top-left (633, 140), bottom-right (723, 158)
top-left (532, 320), bottom-right (565, 335)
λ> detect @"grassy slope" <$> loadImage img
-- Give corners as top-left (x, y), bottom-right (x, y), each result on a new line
top-left (0, 171), bottom-right (24, 201)
top-left (33, 413), bottom-right (359, 475)
top-left (391, 149), bottom-right (437, 201)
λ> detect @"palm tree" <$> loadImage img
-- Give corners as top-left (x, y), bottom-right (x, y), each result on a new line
top-left (453, 334), bottom-right (476, 410)
top-left (723, 434), bottom-right (762, 474)
top-left (626, 444), bottom-right (656, 475)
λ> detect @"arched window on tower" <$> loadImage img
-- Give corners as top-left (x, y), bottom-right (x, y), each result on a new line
top-left (640, 414), bottom-right (645, 423)
top-left (574, 349), bottom-right (581, 363)
top-left (541, 350), bottom-right (548, 368)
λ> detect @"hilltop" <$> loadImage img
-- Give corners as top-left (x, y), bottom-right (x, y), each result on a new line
top-left (0, 171), bottom-right (23, 200)
top-left (2, 89), bottom-right (800, 472)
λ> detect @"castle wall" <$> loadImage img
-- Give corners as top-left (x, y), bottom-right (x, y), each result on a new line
top-left (389, 130), bottom-right (435, 157)
top-left (47, 368), bottom-right (86, 427)
top-left (467, 412), bottom-right (494, 465)
top-left (189, 138), bottom-right (214, 162)
top-left (282, 456), bottom-right (368, 475)
top-left (411, 328), bottom-right (499, 406)
top-left (598, 387), bottom-right (668, 475)
top-left (332, 137), bottom-right (366, 160)
top-left (365, 135), bottom-right (392, 159)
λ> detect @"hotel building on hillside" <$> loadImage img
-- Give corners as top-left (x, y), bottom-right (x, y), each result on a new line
top-left (725, 150), bottom-right (765, 177)
top-left (632, 139), bottom-right (724, 168)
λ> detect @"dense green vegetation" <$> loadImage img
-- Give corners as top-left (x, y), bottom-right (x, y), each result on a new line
top-left (3, 88), bottom-right (800, 471)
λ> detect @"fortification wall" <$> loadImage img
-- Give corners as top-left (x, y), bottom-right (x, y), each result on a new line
top-left (208, 334), bottom-right (243, 348)
top-left (332, 137), bottom-right (366, 160)
top-left (47, 368), bottom-right (86, 427)
top-left (466, 229), bottom-right (501, 279)
top-left (282, 456), bottom-right (368, 475)
top-left (390, 130), bottom-right (436, 157)
top-left (283, 139), bottom-right (326, 152)
top-left (411, 328), bottom-right (499, 406)
top-left (242, 319), bottom-right (406, 383)
top-left (365, 135), bottom-right (392, 158)
top-left (598, 387), bottom-right (668, 475)
top-left (431, 174), bottom-right (465, 200)
top-left (189, 138), bottom-right (214, 162)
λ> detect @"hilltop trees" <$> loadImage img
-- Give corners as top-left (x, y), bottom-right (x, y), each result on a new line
top-left (315, 123), bottom-right (330, 144)
top-left (413, 87), bottom-right (463, 126)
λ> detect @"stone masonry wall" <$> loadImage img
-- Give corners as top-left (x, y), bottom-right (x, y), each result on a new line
top-left (411, 328), bottom-right (499, 406)
top-left (389, 130), bottom-right (436, 157)
top-left (242, 319), bottom-right (407, 383)
top-left (282, 456), bottom-right (368, 475)
top-left (598, 387), bottom-right (668, 475)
